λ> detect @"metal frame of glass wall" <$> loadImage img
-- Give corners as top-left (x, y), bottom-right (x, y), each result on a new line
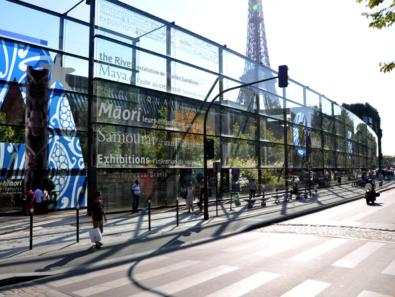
top-left (0, 0), bottom-right (378, 212)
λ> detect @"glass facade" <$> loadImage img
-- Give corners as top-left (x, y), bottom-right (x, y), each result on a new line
top-left (0, 0), bottom-right (378, 212)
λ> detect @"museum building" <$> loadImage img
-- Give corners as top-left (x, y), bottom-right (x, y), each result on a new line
top-left (0, 0), bottom-right (378, 213)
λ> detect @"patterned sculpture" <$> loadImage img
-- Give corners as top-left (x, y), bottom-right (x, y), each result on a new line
top-left (25, 67), bottom-right (49, 190)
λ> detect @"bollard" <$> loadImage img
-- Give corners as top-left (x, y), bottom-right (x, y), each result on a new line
top-left (216, 197), bottom-right (218, 217)
top-left (176, 198), bottom-right (179, 227)
top-left (261, 191), bottom-right (266, 207)
top-left (274, 188), bottom-right (279, 204)
top-left (148, 200), bottom-right (151, 231)
top-left (76, 204), bottom-right (80, 243)
top-left (29, 208), bottom-right (33, 250)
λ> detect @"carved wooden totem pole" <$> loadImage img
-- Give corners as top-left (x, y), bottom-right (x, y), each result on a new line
top-left (25, 66), bottom-right (48, 191)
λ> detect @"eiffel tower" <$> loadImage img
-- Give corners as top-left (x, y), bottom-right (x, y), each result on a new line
top-left (238, 0), bottom-right (280, 110)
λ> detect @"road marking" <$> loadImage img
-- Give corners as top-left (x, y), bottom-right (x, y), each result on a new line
top-left (333, 242), bottom-right (384, 268)
top-left (280, 279), bottom-right (330, 297)
top-left (382, 259), bottom-right (395, 276)
top-left (291, 238), bottom-right (347, 262)
top-left (72, 260), bottom-right (199, 297)
top-left (135, 260), bottom-right (199, 281)
top-left (50, 256), bottom-right (168, 287)
top-left (224, 236), bottom-right (276, 253)
top-left (205, 271), bottom-right (279, 297)
top-left (254, 234), bottom-right (315, 257)
top-left (357, 290), bottom-right (393, 297)
top-left (129, 265), bottom-right (238, 297)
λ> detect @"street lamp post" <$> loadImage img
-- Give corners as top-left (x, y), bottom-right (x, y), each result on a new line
top-left (203, 67), bottom-right (288, 220)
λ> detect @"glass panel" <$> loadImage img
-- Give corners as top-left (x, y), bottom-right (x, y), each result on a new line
top-left (222, 50), bottom-right (247, 82)
top-left (96, 168), bottom-right (178, 211)
top-left (323, 133), bottom-right (336, 150)
top-left (64, 20), bottom-right (89, 57)
top-left (221, 110), bottom-right (257, 140)
top-left (171, 61), bottom-right (219, 100)
top-left (287, 124), bottom-right (309, 156)
top-left (324, 150), bottom-right (335, 168)
top-left (171, 28), bottom-right (218, 72)
top-left (95, 125), bottom-right (205, 168)
top-left (63, 56), bottom-right (89, 84)
top-left (63, 91), bottom-right (88, 130)
top-left (261, 169), bottom-right (285, 192)
top-left (287, 145), bottom-right (305, 168)
top-left (336, 152), bottom-right (346, 168)
top-left (337, 136), bottom-right (347, 152)
top-left (305, 88), bottom-right (320, 110)
top-left (285, 80), bottom-right (304, 105)
top-left (96, 39), bottom-right (168, 91)
top-left (259, 92), bottom-right (283, 119)
top-left (321, 97), bottom-right (332, 116)
top-left (223, 138), bottom-right (257, 168)
top-left (322, 115), bottom-right (333, 132)
top-left (335, 120), bottom-right (345, 137)
top-left (311, 129), bottom-right (321, 148)
top-left (289, 104), bottom-right (318, 128)
top-left (311, 149), bottom-right (323, 168)
top-left (260, 143), bottom-right (284, 168)
top-left (261, 117), bottom-right (284, 143)
top-left (221, 79), bottom-right (256, 112)
top-left (333, 104), bottom-right (342, 118)
top-left (96, 0), bottom-right (166, 55)
top-left (94, 80), bottom-right (219, 134)
top-left (95, 37), bottom-right (135, 84)
top-left (0, 2), bottom-right (60, 49)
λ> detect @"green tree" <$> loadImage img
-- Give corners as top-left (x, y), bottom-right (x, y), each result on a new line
top-left (357, 0), bottom-right (395, 72)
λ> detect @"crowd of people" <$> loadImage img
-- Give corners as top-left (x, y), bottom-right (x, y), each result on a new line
top-left (24, 186), bottom-right (50, 215)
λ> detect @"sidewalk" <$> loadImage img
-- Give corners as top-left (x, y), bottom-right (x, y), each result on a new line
top-left (1, 180), bottom-right (394, 286)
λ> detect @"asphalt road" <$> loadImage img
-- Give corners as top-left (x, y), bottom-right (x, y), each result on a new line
top-left (1, 189), bottom-right (395, 297)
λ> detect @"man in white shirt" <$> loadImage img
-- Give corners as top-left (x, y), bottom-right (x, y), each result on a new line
top-left (131, 180), bottom-right (141, 213)
top-left (33, 187), bottom-right (43, 213)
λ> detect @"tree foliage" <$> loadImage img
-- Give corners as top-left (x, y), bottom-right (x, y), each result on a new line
top-left (357, 0), bottom-right (395, 72)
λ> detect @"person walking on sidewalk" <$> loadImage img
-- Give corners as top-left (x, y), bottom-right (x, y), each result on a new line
top-left (131, 180), bottom-right (141, 213)
top-left (25, 188), bottom-right (35, 215)
top-left (33, 187), bottom-right (43, 214)
top-left (248, 178), bottom-right (257, 208)
top-left (186, 181), bottom-right (194, 213)
top-left (91, 191), bottom-right (106, 249)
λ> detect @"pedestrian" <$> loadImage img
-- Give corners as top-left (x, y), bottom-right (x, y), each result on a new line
top-left (131, 180), bottom-right (141, 213)
top-left (186, 181), bottom-right (194, 213)
top-left (25, 188), bottom-right (34, 215)
top-left (248, 178), bottom-right (257, 203)
top-left (91, 191), bottom-right (106, 249)
top-left (42, 188), bottom-right (49, 214)
top-left (197, 180), bottom-right (204, 211)
top-left (33, 187), bottom-right (43, 214)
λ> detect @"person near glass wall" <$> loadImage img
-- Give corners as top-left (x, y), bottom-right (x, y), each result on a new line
top-left (131, 180), bottom-right (141, 213)
top-left (186, 181), bottom-right (194, 213)
top-left (91, 191), bottom-right (106, 248)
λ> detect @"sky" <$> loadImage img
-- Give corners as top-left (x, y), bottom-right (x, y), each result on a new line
top-left (122, 0), bottom-right (395, 155)
top-left (8, 0), bottom-right (395, 155)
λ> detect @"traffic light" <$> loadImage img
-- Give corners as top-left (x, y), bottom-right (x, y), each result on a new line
top-left (204, 139), bottom-right (215, 159)
top-left (86, 0), bottom-right (91, 4)
top-left (278, 65), bottom-right (288, 88)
